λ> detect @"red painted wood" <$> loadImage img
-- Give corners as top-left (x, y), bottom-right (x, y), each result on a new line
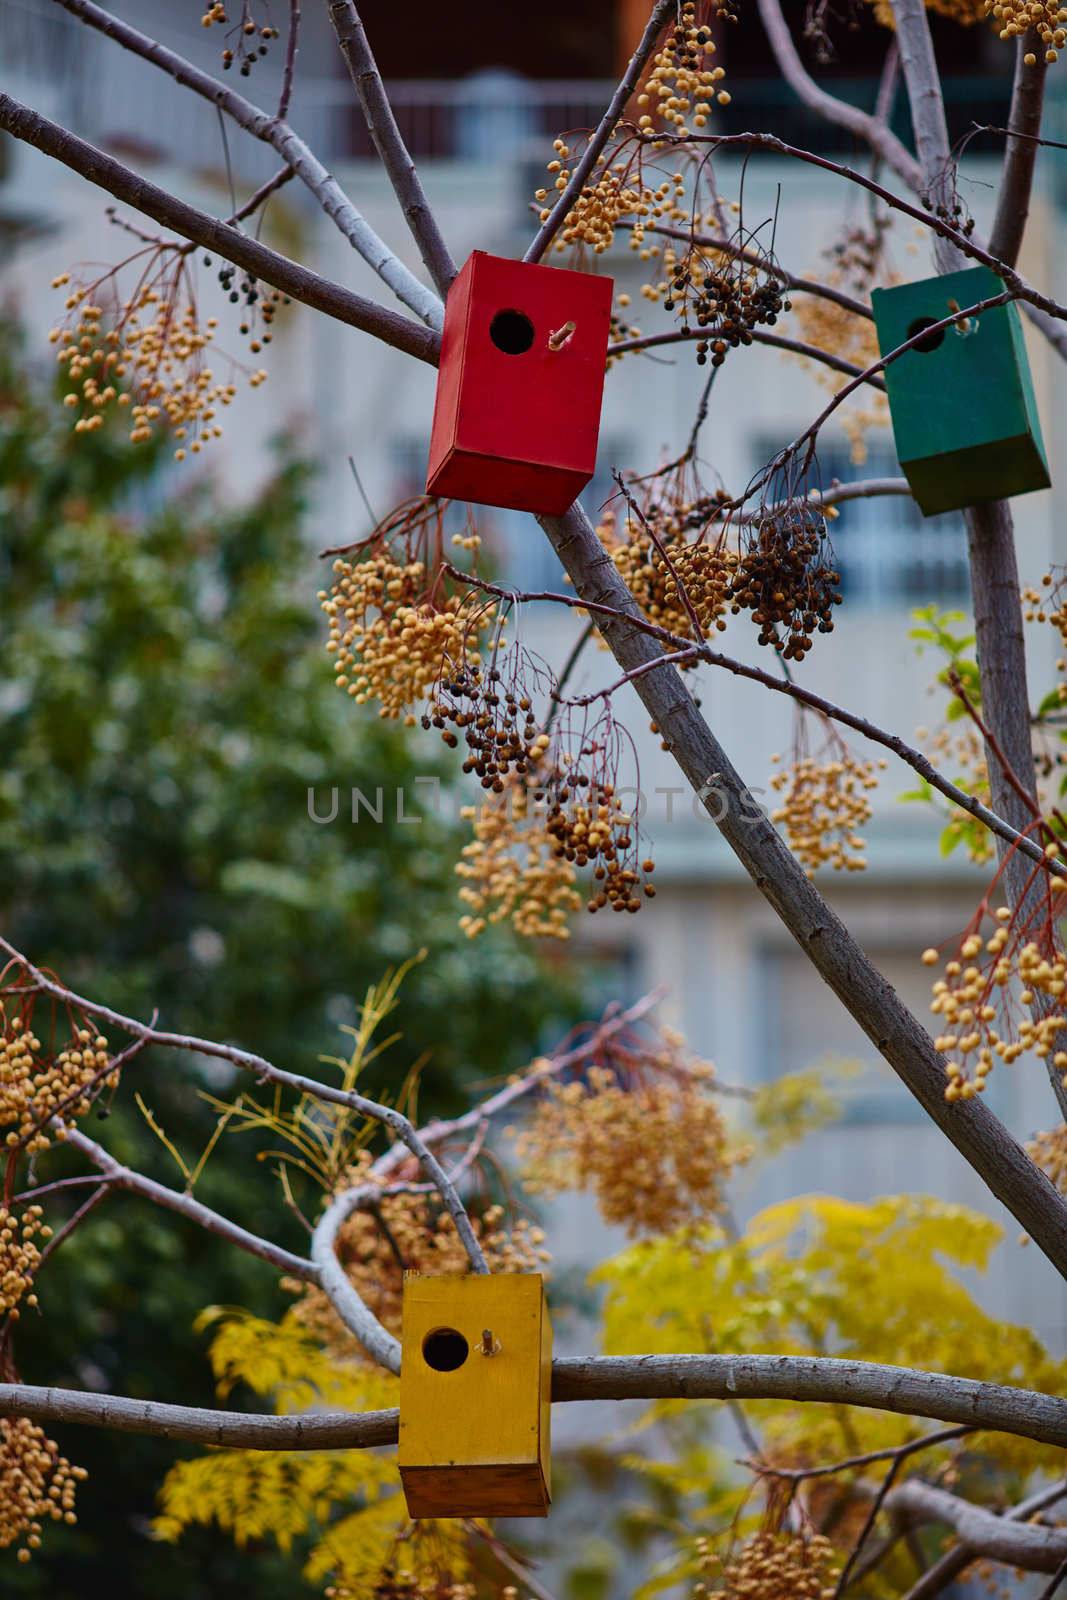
top-left (426, 251), bottom-right (613, 516)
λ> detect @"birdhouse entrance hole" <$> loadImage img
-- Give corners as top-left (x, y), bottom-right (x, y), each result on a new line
top-left (422, 1327), bottom-right (469, 1371)
top-left (489, 309), bottom-right (534, 355)
top-left (906, 316), bottom-right (946, 353)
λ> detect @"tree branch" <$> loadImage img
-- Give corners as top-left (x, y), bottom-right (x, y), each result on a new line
top-left (4, 1354), bottom-right (1066, 1450)
top-left (525, 499), bottom-right (1067, 1278)
top-left (0, 93), bottom-right (439, 366)
top-left (885, 1479), bottom-right (1067, 1573)
top-left (989, 37), bottom-right (1048, 267)
top-left (756, 0), bottom-right (922, 190)
top-left (326, 0), bottom-right (457, 298)
top-left (48, 0), bottom-right (442, 327)
top-left (888, 0), bottom-right (964, 273)
top-left (609, 325), bottom-right (888, 388)
top-left (524, 0), bottom-right (676, 264)
top-left (310, 1184), bottom-right (403, 1374)
top-left (62, 1126), bottom-right (317, 1280)
top-left (0, 936), bottom-right (485, 1280)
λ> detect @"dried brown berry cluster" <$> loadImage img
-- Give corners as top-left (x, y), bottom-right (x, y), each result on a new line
top-left (50, 270), bottom-right (250, 457)
top-left (321, 517), bottom-right (491, 722)
top-left (0, 1205), bottom-right (51, 1322)
top-left (513, 1058), bottom-right (742, 1237)
top-left (770, 746), bottom-right (883, 876)
top-left (457, 774), bottom-right (582, 940)
top-left (1, 1012), bottom-right (112, 1154)
top-left (426, 663), bottom-right (551, 789)
top-left (663, 249), bottom-right (788, 368)
top-left (694, 1532), bottom-right (839, 1600)
top-left (921, 903), bottom-right (1067, 1098)
top-left (729, 506), bottom-right (842, 659)
top-left (0, 1417), bottom-right (87, 1563)
top-left (543, 768), bottom-right (655, 917)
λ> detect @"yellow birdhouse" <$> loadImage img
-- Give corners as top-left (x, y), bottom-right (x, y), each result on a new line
top-left (397, 1272), bottom-right (552, 1519)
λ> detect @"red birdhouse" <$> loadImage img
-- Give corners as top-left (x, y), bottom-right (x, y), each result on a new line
top-left (425, 251), bottom-right (613, 517)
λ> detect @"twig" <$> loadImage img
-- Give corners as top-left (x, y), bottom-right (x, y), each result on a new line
top-left (525, 0), bottom-right (676, 264)
top-left (442, 564), bottom-right (1067, 885)
top-left (0, 93), bottom-right (440, 366)
top-left (756, 0), bottom-right (922, 190)
top-left (750, 1425), bottom-right (974, 1482)
top-left (35, 1184), bottom-right (110, 1270)
top-left (609, 325), bottom-right (888, 389)
top-left (614, 470), bottom-right (706, 641)
top-left (901, 1479), bottom-right (1067, 1600)
top-left (277, 0), bottom-right (300, 123)
top-left (49, 0), bottom-right (442, 327)
top-left (326, 0), bottom-right (457, 297)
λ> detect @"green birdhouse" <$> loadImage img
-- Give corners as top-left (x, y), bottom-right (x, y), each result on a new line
top-left (871, 265), bottom-right (1050, 517)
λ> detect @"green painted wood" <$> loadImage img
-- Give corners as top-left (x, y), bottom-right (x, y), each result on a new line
top-left (871, 265), bottom-right (1050, 517)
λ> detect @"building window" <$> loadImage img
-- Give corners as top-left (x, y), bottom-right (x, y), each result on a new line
top-left (753, 439), bottom-right (970, 609)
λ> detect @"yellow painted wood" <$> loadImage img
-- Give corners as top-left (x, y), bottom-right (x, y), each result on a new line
top-left (398, 1272), bottom-right (552, 1518)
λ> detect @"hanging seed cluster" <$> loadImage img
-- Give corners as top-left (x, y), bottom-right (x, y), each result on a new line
top-left (50, 274), bottom-right (250, 455)
top-left (658, 242), bottom-right (788, 367)
top-left (694, 1532), bottom-right (839, 1600)
top-left (201, 3), bottom-right (281, 76)
top-left (637, 1), bottom-right (735, 130)
top-left (597, 505), bottom-right (735, 644)
top-left (999, 0), bottom-right (1067, 63)
top-left (512, 1063), bottom-right (740, 1238)
top-left (425, 663), bottom-right (552, 789)
top-left (456, 775), bottom-right (582, 940)
top-left (213, 261), bottom-right (287, 358)
top-left (1, 1014), bottom-right (112, 1153)
top-left (729, 507), bottom-right (842, 659)
top-left (770, 751), bottom-right (883, 876)
top-left (0, 1206), bottom-right (50, 1322)
top-left (544, 766), bottom-right (656, 917)
top-left (921, 906), bottom-right (1067, 1098)
top-left (0, 1418), bottom-right (87, 1563)
top-left (321, 537), bottom-right (491, 722)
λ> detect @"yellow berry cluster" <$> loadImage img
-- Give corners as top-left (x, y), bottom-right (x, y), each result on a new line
top-left (1, 1013), bottom-right (112, 1153)
top-left (456, 773), bottom-right (582, 940)
top-left (512, 1060), bottom-right (742, 1237)
top-left (0, 1418), bottom-right (87, 1563)
top-left (595, 502), bottom-right (735, 646)
top-left (792, 290), bottom-right (888, 468)
top-left (770, 750), bottom-right (884, 876)
top-left (637, 1), bottom-right (734, 132)
top-left (50, 272), bottom-right (250, 455)
top-left (0, 1205), bottom-right (51, 1322)
top-left (694, 1532), bottom-right (839, 1600)
top-left (1029, 1122), bottom-right (1067, 1193)
top-left (922, 908), bottom-right (1067, 1098)
top-left (987, 0), bottom-right (1067, 61)
top-left (321, 531), bottom-right (492, 722)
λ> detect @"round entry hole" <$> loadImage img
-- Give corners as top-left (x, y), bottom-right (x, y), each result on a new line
top-left (422, 1327), bottom-right (469, 1371)
top-left (490, 309), bottom-right (535, 355)
top-left (906, 315), bottom-right (946, 353)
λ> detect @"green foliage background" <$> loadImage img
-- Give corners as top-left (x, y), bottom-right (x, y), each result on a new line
top-left (0, 325), bottom-right (580, 1598)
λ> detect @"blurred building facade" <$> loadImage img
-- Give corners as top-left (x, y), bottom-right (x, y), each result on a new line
top-left (3, 0), bottom-right (1067, 1366)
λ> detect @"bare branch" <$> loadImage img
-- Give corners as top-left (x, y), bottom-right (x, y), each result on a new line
top-left (0, 94), bottom-right (439, 366)
top-left (63, 1126), bottom-right (317, 1280)
top-left (326, 0), bottom-right (457, 298)
top-left (524, 500), bottom-right (1067, 1277)
top-left (888, 0), bottom-right (964, 273)
top-left (756, 0), bottom-right (922, 190)
top-left (0, 1384), bottom-right (398, 1450)
top-left (885, 1479), bottom-right (1067, 1573)
top-left (0, 935), bottom-right (486, 1280)
top-left (3, 1354), bottom-right (1067, 1451)
top-left (49, 0), bottom-right (442, 327)
top-left (277, 0), bottom-right (300, 123)
top-left (525, 0), bottom-right (676, 264)
top-left (990, 39), bottom-right (1047, 267)
top-left (311, 1184), bottom-right (402, 1374)
top-left (609, 325), bottom-right (888, 389)
top-left (902, 1480), bottom-right (1067, 1600)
